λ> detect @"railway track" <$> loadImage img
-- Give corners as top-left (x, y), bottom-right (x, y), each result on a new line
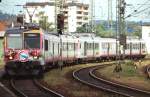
top-left (0, 82), bottom-right (17, 97)
top-left (10, 79), bottom-right (64, 97)
top-left (73, 63), bottom-right (150, 97)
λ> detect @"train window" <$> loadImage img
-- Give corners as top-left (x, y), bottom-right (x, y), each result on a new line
top-left (102, 43), bottom-right (104, 49)
top-left (127, 44), bottom-right (129, 49)
top-left (95, 43), bottom-right (99, 50)
top-left (102, 43), bottom-right (108, 49)
top-left (7, 34), bottom-right (22, 49)
top-left (132, 44), bottom-right (134, 49)
top-left (137, 44), bottom-right (140, 49)
top-left (142, 44), bottom-right (145, 49)
top-left (24, 33), bottom-right (40, 49)
top-left (109, 44), bottom-right (112, 50)
top-left (68, 43), bottom-right (74, 51)
top-left (58, 43), bottom-right (60, 54)
top-left (44, 40), bottom-right (48, 51)
top-left (63, 43), bottom-right (67, 51)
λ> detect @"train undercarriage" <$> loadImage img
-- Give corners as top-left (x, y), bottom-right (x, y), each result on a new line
top-left (5, 61), bottom-right (43, 76)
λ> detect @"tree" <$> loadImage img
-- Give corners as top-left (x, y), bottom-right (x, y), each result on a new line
top-left (77, 23), bottom-right (116, 38)
top-left (95, 24), bottom-right (115, 38)
top-left (76, 23), bottom-right (92, 33)
top-left (36, 11), bottom-right (54, 32)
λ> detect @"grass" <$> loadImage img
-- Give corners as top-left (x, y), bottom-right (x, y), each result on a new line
top-left (43, 62), bottom-right (119, 97)
top-left (95, 60), bottom-right (150, 91)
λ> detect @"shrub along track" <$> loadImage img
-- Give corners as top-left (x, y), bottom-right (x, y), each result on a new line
top-left (73, 63), bottom-right (150, 97)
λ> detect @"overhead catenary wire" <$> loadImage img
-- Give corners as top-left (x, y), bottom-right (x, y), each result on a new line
top-left (125, 0), bottom-right (150, 18)
top-left (125, 5), bottom-right (150, 19)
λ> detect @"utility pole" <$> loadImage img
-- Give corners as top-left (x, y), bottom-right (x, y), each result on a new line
top-left (90, 0), bottom-right (95, 33)
top-left (108, 0), bottom-right (113, 29)
top-left (114, 0), bottom-right (126, 72)
top-left (118, 0), bottom-right (126, 57)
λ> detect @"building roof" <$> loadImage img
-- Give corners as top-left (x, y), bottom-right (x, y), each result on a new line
top-left (25, 2), bottom-right (54, 6)
top-left (142, 24), bottom-right (150, 26)
top-left (25, 2), bottom-right (89, 7)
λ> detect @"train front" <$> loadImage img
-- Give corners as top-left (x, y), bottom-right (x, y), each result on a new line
top-left (4, 28), bottom-right (43, 76)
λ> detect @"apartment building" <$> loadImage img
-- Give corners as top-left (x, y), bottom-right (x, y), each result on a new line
top-left (24, 1), bottom-right (89, 32)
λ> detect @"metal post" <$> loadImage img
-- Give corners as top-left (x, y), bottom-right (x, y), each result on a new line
top-left (108, 0), bottom-right (113, 30)
top-left (114, 0), bottom-right (126, 72)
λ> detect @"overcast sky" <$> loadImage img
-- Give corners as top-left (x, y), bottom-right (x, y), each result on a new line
top-left (0, 0), bottom-right (150, 21)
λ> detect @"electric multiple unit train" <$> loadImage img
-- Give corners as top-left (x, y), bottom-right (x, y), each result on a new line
top-left (3, 26), bottom-right (147, 76)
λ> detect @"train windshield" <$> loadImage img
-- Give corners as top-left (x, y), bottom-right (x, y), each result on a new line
top-left (24, 33), bottom-right (40, 49)
top-left (7, 34), bottom-right (22, 49)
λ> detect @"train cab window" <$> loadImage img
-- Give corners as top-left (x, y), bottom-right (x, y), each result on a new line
top-left (44, 40), bottom-right (48, 51)
top-left (7, 34), bottom-right (22, 49)
top-left (24, 33), bottom-right (40, 49)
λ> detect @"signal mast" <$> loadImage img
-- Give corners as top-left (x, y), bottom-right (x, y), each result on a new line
top-left (55, 0), bottom-right (66, 34)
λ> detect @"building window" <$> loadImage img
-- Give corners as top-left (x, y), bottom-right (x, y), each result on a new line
top-left (84, 7), bottom-right (88, 10)
top-left (77, 11), bottom-right (82, 14)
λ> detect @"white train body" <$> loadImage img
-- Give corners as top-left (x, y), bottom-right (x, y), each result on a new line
top-left (4, 27), bottom-right (147, 76)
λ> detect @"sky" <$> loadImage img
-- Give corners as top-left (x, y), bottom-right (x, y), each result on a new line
top-left (0, 0), bottom-right (150, 21)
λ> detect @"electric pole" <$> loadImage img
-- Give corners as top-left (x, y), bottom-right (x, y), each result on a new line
top-left (108, 0), bottom-right (113, 29)
top-left (118, 0), bottom-right (126, 56)
top-left (114, 0), bottom-right (126, 72)
top-left (90, 0), bottom-right (95, 33)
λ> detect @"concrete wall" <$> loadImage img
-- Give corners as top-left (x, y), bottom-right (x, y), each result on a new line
top-left (142, 26), bottom-right (150, 54)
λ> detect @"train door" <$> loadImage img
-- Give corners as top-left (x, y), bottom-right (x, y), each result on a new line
top-left (93, 42), bottom-right (95, 58)
top-left (44, 39), bottom-right (48, 58)
top-left (52, 43), bottom-right (54, 62)
top-left (84, 42), bottom-right (87, 56)
top-left (140, 42), bottom-right (141, 56)
top-left (107, 43), bottom-right (110, 59)
top-left (130, 42), bottom-right (132, 59)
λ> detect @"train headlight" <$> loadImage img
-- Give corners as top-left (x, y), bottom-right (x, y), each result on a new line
top-left (30, 50), bottom-right (40, 59)
top-left (33, 56), bottom-right (38, 59)
top-left (5, 49), bottom-right (16, 60)
top-left (9, 56), bottom-right (13, 60)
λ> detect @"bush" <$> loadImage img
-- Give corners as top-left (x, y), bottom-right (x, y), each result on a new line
top-left (124, 60), bottom-right (134, 66)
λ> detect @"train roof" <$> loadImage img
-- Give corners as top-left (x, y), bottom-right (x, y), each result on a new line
top-left (5, 27), bottom-right (29, 34)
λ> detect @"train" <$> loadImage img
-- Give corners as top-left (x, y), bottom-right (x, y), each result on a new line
top-left (3, 25), bottom-right (147, 76)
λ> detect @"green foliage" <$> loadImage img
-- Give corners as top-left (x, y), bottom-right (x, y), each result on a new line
top-left (95, 24), bottom-right (115, 38)
top-left (76, 23), bottom-right (92, 33)
top-left (121, 63), bottom-right (137, 77)
top-left (126, 22), bottom-right (142, 38)
top-left (37, 11), bottom-right (54, 32)
top-left (76, 23), bottom-right (115, 38)
top-left (124, 60), bottom-right (134, 66)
